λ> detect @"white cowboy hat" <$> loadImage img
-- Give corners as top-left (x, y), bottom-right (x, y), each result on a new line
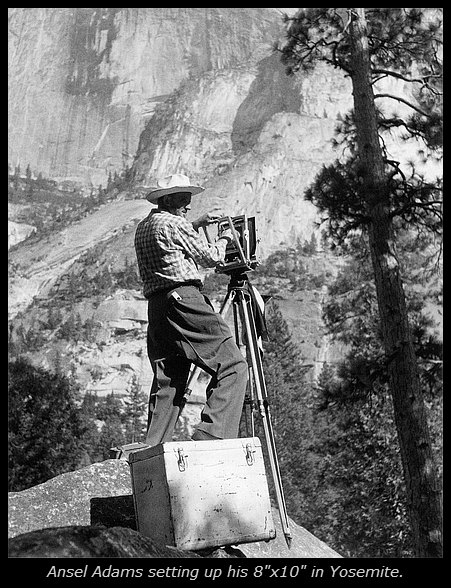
top-left (144, 173), bottom-right (205, 203)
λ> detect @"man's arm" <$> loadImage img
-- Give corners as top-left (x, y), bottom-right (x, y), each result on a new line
top-left (192, 212), bottom-right (222, 231)
top-left (175, 217), bottom-right (233, 268)
top-left (192, 211), bottom-right (234, 246)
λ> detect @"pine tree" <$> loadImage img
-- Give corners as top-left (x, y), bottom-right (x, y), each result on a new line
top-left (123, 375), bottom-right (147, 443)
top-left (96, 392), bottom-right (126, 458)
top-left (79, 392), bottom-right (102, 464)
top-left (258, 300), bottom-right (313, 499)
top-left (25, 163), bottom-right (33, 197)
top-left (314, 235), bottom-right (441, 555)
top-left (309, 370), bottom-right (412, 557)
top-left (8, 358), bottom-right (85, 491)
top-left (98, 415), bottom-right (125, 460)
top-left (279, 7), bottom-right (442, 556)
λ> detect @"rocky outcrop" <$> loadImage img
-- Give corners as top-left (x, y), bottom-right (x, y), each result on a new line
top-left (8, 458), bottom-right (341, 558)
top-left (8, 8), bottom-right (282, 187)
top-left (8, 525), bottom-right (203, 558)
top-left (8, 460), bottom-right (132, 538)
top-left (8, 220), bottom-right (36, 249)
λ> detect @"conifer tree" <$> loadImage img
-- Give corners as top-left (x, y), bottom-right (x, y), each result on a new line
top-left (98, 415), bottom-right (125, 460)
top-left (279, 7), bottom-right (442, 556)
top-left (79, 392), bottom-right (103, 463)
top-left (259, 301), bottom-right (313, 490)
top-left (95, 393), bottom-right (126, 458)
top-left (8, 358), bottom-right (85, 490)
top-left (123, 375), bottom-right (147, 443)
top-left (316, 235), bottom-right (441, 555)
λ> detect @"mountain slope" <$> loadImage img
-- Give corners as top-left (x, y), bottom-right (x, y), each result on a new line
top-left (9, 199), bottom-right (150, 318)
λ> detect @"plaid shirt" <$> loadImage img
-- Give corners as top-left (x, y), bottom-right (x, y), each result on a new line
top-left (134, 209), bottom-right (227, 297)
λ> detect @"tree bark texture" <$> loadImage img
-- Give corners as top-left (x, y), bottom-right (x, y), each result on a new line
top-left (349, 8), bottom-right (442, 557)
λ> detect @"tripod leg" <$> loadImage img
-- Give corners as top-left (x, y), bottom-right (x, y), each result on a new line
top-left (240, 366), bottom-right (256, 438)
top-left (237, 291), bottom-right (292, 548)
top-left (247, 367), bottom-right (256, 438)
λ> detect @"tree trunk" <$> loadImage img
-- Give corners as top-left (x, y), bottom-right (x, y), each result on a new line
top-left (349, 7), bottom-right (442, 557)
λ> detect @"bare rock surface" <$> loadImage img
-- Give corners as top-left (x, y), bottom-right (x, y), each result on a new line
top-left (8, 8), bottom-right (282, 187)
top-left (8, 458), bottom-right (341, 558)
top-left (8, 459), bottom-right (132, 538)
top-left (8, 525), bottom-right (202, 558)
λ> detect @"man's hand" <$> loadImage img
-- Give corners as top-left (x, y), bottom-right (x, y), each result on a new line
top-left (192, 212), bottom-right (223, 231)
top-left (217, 228), bottom-right (234, 243)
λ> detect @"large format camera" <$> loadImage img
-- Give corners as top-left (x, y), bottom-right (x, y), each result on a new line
top-left (216, 215), bottom-right (258, 274)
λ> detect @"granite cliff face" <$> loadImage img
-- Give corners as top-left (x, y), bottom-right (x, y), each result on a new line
top-left (8, 8), bottom-right (282, 187)
top-left (8, 7), bottom-right (355, 255)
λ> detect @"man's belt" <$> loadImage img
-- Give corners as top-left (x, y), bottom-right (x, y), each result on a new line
top-left (148, 280), bottom-right (202, 298)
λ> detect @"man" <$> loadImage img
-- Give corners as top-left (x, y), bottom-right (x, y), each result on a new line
top-left (134, 173), bottom-right (248, 446)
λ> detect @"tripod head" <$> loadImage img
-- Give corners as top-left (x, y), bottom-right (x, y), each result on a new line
top-left (226, 269), bottom-right (250, 291)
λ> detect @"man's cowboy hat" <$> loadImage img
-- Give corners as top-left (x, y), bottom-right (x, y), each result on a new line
top-left (144, 174), bottom-right (205, 204)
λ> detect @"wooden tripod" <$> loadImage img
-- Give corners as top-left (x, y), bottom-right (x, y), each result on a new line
top-left (182, 270), bottom-right (292, 548)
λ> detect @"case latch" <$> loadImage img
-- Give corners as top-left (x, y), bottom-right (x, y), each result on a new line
top-left (245, 443), bottom-right (255, 466)
top-left (177, 447), bottom-right (187, 471)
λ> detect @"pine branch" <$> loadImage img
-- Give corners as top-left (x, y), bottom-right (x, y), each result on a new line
top-left (373, 93), bottom-right (431, 117)
top-left (383, 124), bottom-right (432, 153)
top-left (372, 68), bottom-right (442, 96)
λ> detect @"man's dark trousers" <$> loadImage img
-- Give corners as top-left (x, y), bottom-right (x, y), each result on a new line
top-left (145, 284), bottom-right (248, 446)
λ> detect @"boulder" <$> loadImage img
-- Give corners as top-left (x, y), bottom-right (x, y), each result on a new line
top-left (8, 459), bottom-right (132, 538)
top-left (8, 525), bottom-right (202, 558)
top-left (8, 458), bottom-right (341, 558)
